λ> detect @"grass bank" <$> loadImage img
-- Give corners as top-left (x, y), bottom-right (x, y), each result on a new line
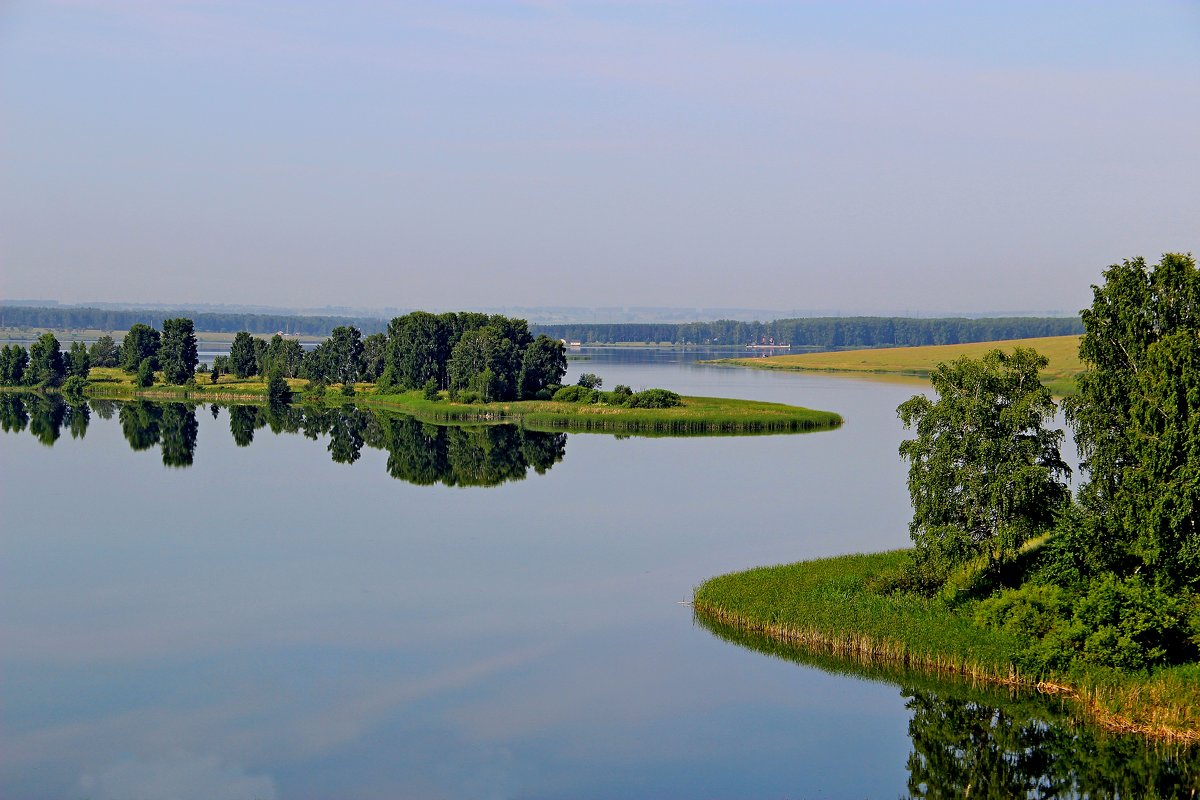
top-left (693, 550), bottom-right (1200, 741)
top-left (708, 335), bottom-right (1083, 395)
top-left (57, 368), bottom-right (842, 436)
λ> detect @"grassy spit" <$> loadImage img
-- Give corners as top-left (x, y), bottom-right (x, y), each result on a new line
top-left (708, 335), bottom-right (1083, 395)
top-left (51, 368), bottom-right (842, 436)
top-left (693, 551), bottom-right (1200, 742)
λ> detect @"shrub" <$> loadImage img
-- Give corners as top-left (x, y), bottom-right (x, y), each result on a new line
top-left (457, 390), bottom-right (481, 404)
top-left (626, 388), bottom-right (682, 409)
top-left (974, 584), bottom-right (1067, 639)
top-left (422, 378), bottom-right (440, 401)
top-left (1070, 575), bottom-right (1195, 670)
top-left (611, 384), bottom-right (633, 403)
top-left (61, 375), bottom-right (89, 400)
top-left (577, 373), bottom-right (602, 389)
top-left (553, 385), bottom-right (599, 403)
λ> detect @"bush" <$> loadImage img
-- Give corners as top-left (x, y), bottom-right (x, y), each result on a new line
top-left (135, 358), bottom-right (155, 388)
top-left (577, 373), bottom-right (602, 389)
top-left (626, 388), bottom-right (682, 409)
top-left (457, 390), bottom-right (481, 404)
top-left (611, 384), bottom-right (633, 403)
top-left (422, 378), bottom-right (440, 401)
top-left (1070, 575), bottom-right (1195, 670)
top-left (61, 375), bottom-right (89, 400)
top-left (553, 385), bottom-right (599, 403)
top-left (304, 379), bottom-right (327, 402)
top-left (974, 584), bottom-right (1067, 639)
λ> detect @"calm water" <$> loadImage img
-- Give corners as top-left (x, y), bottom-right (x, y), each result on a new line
top-left (1, 350), bottom-right (1195, 798)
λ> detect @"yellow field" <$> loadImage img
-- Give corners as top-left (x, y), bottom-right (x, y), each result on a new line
top-left (717, 335), bottom-right (1083, 395)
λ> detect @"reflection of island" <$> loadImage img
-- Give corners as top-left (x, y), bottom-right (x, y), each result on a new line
top-left (694, 615), bottom-right (1200, 798)
top-left (0, 396), bottom-right (565, 487)
top-left (224, 403), bottom-right (566, 486)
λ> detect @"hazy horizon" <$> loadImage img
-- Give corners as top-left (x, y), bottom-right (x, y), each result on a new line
top-left (2, 2), bottom-right (1197, 313)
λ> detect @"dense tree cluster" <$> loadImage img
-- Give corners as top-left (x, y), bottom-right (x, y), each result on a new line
top-left (537, 316), bottom-right (1083, 348)
top-left (898, 253), bottom-right (1200, 674)
top-left (2, 304), bottom-right (1082, 350)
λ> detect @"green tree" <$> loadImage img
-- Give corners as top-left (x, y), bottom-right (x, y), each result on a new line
top-left (1064, 253), bottom-right (1200, 589)
top-left (267, 370), bottom-right (292, 405)
top-left (519, 335), bottom-right (567, 398)
top-left (120, 324), bottom-right (161, 372)
top-left (897, 348), bottom-right (1069, 583)
top-left (229, 331), bottom-right (257, 378)
top-left (387, 312), bottom-right (452, 390)
top-left (159, 318), bottom-right (199, 384)
top-left (360, 332), bottom-right (387, 382)
top-left (88, 335), bottom-right (120, 367)
top-left (577, 373), bottom-right (602, 390)
top-left (0, 345), bottom-right (28, 386)
top-left (135, 357), bottom-right (156, 388)
top-left (27, 333), bottom-right (66, 387)
top-left (66, 341), bottom-right (91, 378)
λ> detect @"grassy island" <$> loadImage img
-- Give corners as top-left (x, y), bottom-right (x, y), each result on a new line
top-left (693, 551), bottom-right (1200, 742)
top-left (708, 334), bottom-right (1083, 395)
top-left (43, 367), bottom-right (842, 436)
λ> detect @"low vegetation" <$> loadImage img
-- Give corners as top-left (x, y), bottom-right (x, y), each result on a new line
top-left (697, 253), bottom-right (1200, 740)
top-left (710, 334), bottom-right (1083, 395)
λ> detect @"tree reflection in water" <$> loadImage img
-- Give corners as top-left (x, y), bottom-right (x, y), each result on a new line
top-left (694, 614), bottom-right (1200, 798)
top-left (0, 395), bottom-right (565, 488)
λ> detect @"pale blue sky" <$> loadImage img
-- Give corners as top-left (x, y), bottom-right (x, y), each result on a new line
top-left (2, 1), bottom-right (1197, 314)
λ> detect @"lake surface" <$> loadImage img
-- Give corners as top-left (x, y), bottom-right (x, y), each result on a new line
top-left (1, 349), bottom-right (1196, 798)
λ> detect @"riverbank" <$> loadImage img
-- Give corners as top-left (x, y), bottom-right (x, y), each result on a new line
top-left (37, 368), bottom-right (842, 435)
top-left (693, 550), bottom-right (1200, 742)
top-left (707, 335), bottom-right (1082, 396)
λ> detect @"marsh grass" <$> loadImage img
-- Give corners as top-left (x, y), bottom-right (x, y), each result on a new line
top-left (693, 550), bottom-right (1200, 741)
top-left (709, 335), bottom-right (1083, 395)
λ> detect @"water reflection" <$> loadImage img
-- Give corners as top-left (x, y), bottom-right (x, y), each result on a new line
top-left (0, 395), bottom-right (566, 487)
top-left (1, 393), bottom-right (91, 446)
top-left (695, 615), bottom-right (1200, 798)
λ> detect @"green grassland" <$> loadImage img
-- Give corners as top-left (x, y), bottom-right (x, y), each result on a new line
top-left (693, 551), bottom-right (1200, 741)
top-left (69, 368), bottom-right (841, 435)
top-left (710, 335), bottom-right (1083, 395)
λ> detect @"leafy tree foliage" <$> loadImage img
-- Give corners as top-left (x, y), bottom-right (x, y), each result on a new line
top-left (577, 373), bottom-right (602, 389)
top-left (307, 325), bottom-right (364, 386)
top-left (27, 333), bottom-right (66, 387)
top-left (88, 335), bottom-right (120, 367)
top-left (898, 348), bottom-right (1070, 583)
top-left (1065, 253), bottom-right (1200, 590)
top-left (0, 345), bottom-right (28, 386)
top-left (135, 357), bottom-right (156, 388)
top-left (228, 331), bottom-right (258, 378)
top-left (387, 311), bottom-right (452, 390)
top-left (518, 335), bottom-right (567, 398)
top-left (262, 335), bottom-right (304, 378)
top-left (66, 341), bottom-right (91, 379)
top-left (266, 370), bottom-right (292, 405)
top-left (159, 318), bottom-right (199, 385)
top-left (120, 323), bottom-right (161, 372)
top-left (360, 332), bottom-right (387, 382)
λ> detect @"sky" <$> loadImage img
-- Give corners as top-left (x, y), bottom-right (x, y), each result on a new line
top-left (1, 0), bottom-right (1197, 315)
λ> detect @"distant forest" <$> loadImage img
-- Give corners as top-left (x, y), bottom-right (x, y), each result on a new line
top-left (0, 305), bottom-right (1082, 350)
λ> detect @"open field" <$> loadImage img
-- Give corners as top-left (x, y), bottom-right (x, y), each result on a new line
top-left (693, 551), bottom-right (1200, 742)
top-left (710, 335), bottom-right (1083, 395)
top-left (41, 368), bottom-right (842, 436)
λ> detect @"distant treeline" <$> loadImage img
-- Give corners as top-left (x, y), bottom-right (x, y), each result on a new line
top-left (536, 317), bottom-right (1083, 348)
top-left (0, 306), bottom-right (388, 336)
top-left (1, 305), bottom-right (1083, 350)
